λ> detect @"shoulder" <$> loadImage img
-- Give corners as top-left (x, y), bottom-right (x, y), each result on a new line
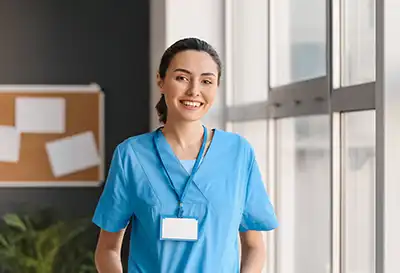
top-left (113, 131), bottom-right (156, 157)
top-left (213, 128), bottom-right (255, 158)
top-left (215, 128), bottom-right (253, 147)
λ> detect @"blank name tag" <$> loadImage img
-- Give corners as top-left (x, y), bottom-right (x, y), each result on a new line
top-left (160, 217), bottom-right (198, 241)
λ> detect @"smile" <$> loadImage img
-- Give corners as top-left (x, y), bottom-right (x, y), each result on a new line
top-left (180, 100), bottom-right (203, 108)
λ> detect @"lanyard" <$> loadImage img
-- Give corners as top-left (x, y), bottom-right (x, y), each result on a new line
top-left (154, 125), bottom-right (207, 218)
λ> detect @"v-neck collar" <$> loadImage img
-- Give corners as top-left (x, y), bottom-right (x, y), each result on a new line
top-left (154, 127), bottom-right (219, 189)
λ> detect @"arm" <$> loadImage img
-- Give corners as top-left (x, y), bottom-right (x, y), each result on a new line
top-left (238, 144), bottom-right (278, 272)
top-left (92, 145), bottom-right (134, 272)
top-left (95, 228), bottom-right (126, 273)
top-left (239, 231), bottom-right (266, 273)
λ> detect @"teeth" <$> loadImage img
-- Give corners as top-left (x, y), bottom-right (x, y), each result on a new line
top-left (182, 101), bottom-right (201, 107)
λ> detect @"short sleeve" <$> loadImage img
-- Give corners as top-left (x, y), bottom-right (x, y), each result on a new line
top-left (239, 154), bottom-right (279, 232)
top-left (92, 145), bottom-right (134, 232)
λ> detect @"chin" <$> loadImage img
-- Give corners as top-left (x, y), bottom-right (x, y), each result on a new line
top-left (174, 105), bottom-right (209, 122)
top-left (174, 111), bottom-right (204, 122)
top-left (180, 115), bottom-right (204, 123)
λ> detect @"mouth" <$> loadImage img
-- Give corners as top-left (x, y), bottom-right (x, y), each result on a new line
top-left (179, 100), bottom-right (204, 109)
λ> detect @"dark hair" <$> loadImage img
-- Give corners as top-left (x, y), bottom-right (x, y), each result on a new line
top-left (155, 37), bottom-right (222, 124)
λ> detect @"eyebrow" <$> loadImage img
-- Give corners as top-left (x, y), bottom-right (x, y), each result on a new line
top-left (173, 68), bottom-right (216, 77)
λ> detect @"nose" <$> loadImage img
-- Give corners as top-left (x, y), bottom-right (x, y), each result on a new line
top-left (186, 81), bottom-right (201, 97)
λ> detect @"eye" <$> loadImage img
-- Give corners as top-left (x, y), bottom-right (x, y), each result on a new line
top-left (202, 79), bottom-right (213, 85)
top-left (176, 75), bottom-right (189, 82)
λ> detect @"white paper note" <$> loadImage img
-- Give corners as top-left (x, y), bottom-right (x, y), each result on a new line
top-left (16, 97), bottom-right (65, 133)
top-left (0, 126), bottom-right (21, 163)
top-left (45, 131), bottom-right (100, 177)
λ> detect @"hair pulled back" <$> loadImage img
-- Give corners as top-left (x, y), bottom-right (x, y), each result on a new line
top-left (156, 37), bottom-right (222, 124)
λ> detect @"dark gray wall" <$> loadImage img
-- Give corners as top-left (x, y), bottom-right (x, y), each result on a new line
top-left (0, 0), bottom-right (150, 219)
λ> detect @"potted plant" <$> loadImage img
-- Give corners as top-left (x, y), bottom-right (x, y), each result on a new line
top-left (0, 210), bottom-right (97, 273)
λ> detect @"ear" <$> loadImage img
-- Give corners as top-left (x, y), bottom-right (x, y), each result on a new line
top-left (156, 73), bottom-right (164, 93)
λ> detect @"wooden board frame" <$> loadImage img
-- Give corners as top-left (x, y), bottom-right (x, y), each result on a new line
top-left (0, 84), bottom-right (104, 187)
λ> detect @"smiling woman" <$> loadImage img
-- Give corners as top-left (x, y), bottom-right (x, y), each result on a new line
top-left (92, 37), bottom-right (278, 273)
top-left (155, 38), bottom-right (222, 124)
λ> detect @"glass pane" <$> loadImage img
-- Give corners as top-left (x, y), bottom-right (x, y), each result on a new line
top-left (229, 120), bottom-right (267, 179)
top-left (276, 115), bottom-right (331, 273)
top-left (342, 111), bottom-right (376, 273)
top-left (230, 1), bottom-right (268, 105)
top-left (270, 0), bottom-right (326, 87)
top-left (341, 0), bottom-right (376, 86)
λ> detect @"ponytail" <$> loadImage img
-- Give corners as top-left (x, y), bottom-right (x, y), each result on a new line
top-left (155, 94), bottom-right (168, 124)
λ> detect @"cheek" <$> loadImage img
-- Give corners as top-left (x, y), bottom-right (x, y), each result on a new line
top-left (204, 88), bottom-right (217, 104)
top-left (163, 81), bottom-right (187, 99)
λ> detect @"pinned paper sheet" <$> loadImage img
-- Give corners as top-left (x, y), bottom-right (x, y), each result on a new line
top-left (16, 97), bottom-right (65, 133)
top-left (0, 126), bottom-right (21, 163)
top-left (45, 131), bottom-right (100, 177)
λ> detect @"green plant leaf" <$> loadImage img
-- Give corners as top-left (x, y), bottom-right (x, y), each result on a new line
top-left (3, 214), bottom-right (27, 232)
top-left (0, 211), bottom-right (98, 273)
top-left (0, 234), bottom-right (9, 247)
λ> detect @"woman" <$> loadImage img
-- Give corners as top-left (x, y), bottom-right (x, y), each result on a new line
top-left (93, 37), bottom-right (278, 273)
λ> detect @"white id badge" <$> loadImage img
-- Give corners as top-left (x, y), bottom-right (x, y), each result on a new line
top-left (160, 216), bottom-right (198, 241)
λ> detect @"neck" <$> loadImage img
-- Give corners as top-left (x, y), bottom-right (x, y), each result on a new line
top-left (162, 120), bottom-right (204, 149)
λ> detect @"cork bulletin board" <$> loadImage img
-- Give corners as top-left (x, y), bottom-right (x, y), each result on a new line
top-left (0, 84), bottom-right (104, 187)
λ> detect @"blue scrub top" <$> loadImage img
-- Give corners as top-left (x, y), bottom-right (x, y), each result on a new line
top-left (92, 128), bottom-right (279, 273)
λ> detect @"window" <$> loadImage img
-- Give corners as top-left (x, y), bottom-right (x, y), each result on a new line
top-left (334, 0), bottom-right (376, 87)
top-left (228, 0), bottom-right (268, 105)
top-left (342, 111), bottom-right (376, 273)
top-left (276, 115), bottom-right (331, 273)
top-left (222, 1), bottom-right (379, 272)
top-left (270, 0), bottom-right (326, 87)
top-left (342, 0), bottom-right (376, 86)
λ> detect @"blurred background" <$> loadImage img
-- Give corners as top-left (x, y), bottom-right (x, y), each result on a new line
top-left (0, 0), bottom-right (398, 272)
